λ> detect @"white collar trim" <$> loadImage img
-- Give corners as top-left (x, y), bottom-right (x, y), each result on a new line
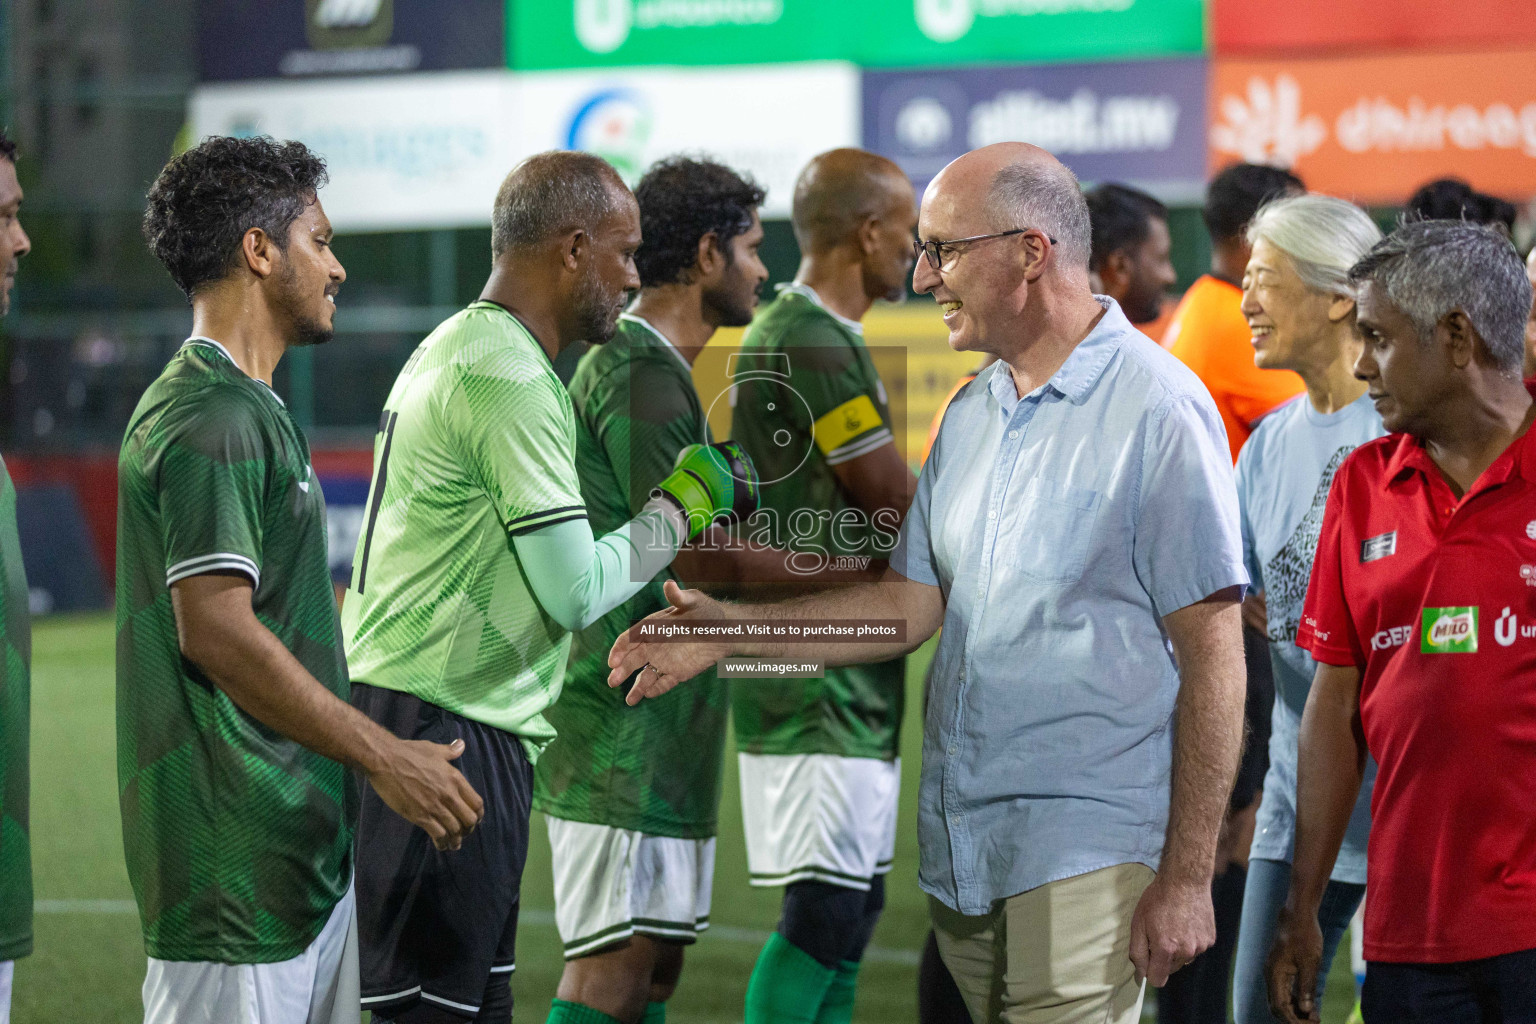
top-left (618, 313), bottom-right (693, 371)
top-left (181, 336), bottom-right (287, 407)
top-left (779, 282), bottom-right (864, 335)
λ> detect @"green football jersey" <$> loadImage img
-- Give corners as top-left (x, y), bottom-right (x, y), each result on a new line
top-left (342, 302), bottom-right (586, 761)
top-left (534, 314), bottom-right (730, 839)
top-left (0, 457), bottom-right (32, 962)
top-left (116, 338), bottom-right (353, 964)
top-left (730, 285), bottom-right (905, 761)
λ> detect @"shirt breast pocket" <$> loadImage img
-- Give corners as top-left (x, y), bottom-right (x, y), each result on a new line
top-left (1006, 480), bottom-right (1102, 586)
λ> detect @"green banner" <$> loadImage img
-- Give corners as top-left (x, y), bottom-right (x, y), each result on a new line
top-left (508, 0), bottom-right (1205, 70)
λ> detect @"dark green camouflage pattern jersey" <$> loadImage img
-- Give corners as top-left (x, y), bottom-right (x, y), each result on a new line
top-left (534, 315), bottom-right (730, 839)
top-left (730, 285), bottom-right (904, 761)
top-left (116, 338), bottom-right (353, 964)
top-left (0, 457), bottom-right (31, 961)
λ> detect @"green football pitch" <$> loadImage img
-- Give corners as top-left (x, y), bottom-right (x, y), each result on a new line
top-left (16, 612), bottom-right (1357, 1023)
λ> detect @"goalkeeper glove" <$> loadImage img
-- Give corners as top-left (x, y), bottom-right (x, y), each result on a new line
top-left (652, 441), bottom-right (761, 540)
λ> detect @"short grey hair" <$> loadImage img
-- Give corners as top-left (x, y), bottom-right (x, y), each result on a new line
top-left (985, 161), bottom-right (1092, 271)
top-left (1349, 220), bottom-right (1533, 374)
top-left (491, 150), bottom-right (628, 260)
top-left (1247, 194), bottom-right (1382, 297)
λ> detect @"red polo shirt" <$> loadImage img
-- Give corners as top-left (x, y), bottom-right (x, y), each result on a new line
top-left (1299, 405), bottom-right (1536, 964)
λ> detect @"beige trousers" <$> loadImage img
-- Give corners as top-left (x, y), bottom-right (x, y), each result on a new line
top-left (930, 862), bottom-right (1154, 1024)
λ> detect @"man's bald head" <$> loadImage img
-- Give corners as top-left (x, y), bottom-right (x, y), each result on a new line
top-left (927, 143), bottom-right (1092, 273)
top-left (791, 148), bottom-right (913, 253)
top-left (491, 150), bottom-right (631, 260)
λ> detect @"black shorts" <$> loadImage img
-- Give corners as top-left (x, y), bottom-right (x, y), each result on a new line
top-left (351, 683), bottom-right (533, 1022)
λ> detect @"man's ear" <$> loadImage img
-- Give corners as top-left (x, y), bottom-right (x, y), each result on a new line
top-left (1441, 309), bottom-right (1477, 368)
top-left (1021, 230), bottom-right (1052, 282)
top-left (858, 215), bottom-right (882, 257)
top-left (561, 228), bottom-right (589, 274)
top-left (1101, 249), bottom-right (1131, 290)
top-left (241, 227), bottom-right (277, 279)
top-left (693, 231), bottom-right (722, 283)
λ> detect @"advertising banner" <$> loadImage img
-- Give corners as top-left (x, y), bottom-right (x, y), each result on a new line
top-left (190, 71), bottom-right (518, 231)
top-left (508, 0), bottom-right (1202, 71)
top-left (1210, 51), bottom-right (1536, 205)
top-left (199, 0), bottom-right (503, 81)
top-left (864, 58), bottom-right (1208, 203)
top-left (505, 63), bottom-right (860, 219)
top-left (1214, 0), bottom-right (1536, 56)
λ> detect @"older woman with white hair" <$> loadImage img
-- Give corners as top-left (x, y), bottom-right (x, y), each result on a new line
top-left (1228, 193), bottom-right (1384, 1024)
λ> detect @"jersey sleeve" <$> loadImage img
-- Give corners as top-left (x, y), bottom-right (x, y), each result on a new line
top-left (1132, 394), bottom-right (1250, 616)
top-left (446, 351), bottom-right (586, 536)
top-left (156, 387), bottom-right (268, 588)
top-left (1297, 468), bottom-right (1361, 667)
top-left (590, 359), bottom-right (707, 516)
top-left (786, 327), bottom-right (894, 467)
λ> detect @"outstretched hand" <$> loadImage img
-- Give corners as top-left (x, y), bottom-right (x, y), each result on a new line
top-left (608, 580), bottom-right (732, 705)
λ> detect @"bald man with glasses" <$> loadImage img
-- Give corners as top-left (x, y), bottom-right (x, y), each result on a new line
top-left (608, 143), bottom-right (1249, 1024)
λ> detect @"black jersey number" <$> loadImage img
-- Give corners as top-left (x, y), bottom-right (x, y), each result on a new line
top-left (352, 409), bottom-right (399, 595)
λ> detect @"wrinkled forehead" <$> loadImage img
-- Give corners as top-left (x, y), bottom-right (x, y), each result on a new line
top-left (1354, 278), bottom-right (1410, 332)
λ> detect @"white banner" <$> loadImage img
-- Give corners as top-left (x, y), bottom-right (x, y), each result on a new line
top-left (188, 63), bottom-right (859, 231)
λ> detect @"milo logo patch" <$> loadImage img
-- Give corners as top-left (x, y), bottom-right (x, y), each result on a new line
top-left (1421, 606), bottom-right (1478, 653)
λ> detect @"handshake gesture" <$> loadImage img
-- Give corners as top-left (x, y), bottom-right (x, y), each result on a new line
top-left (608, 580), bottom-right (731, 706)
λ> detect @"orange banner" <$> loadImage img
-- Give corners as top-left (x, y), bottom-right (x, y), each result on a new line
top-left (1210, 51), bottom-right (1536, 205)
top-left (1213, 0), bottom-right (1536, 56)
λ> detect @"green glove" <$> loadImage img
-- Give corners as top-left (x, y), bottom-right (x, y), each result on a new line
top-left (652, 441), bottom-right (761, 540)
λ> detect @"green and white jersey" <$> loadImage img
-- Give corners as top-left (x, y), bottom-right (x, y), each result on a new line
top-left (730, 284), bottom-right (905, 761)
top-left (534, 315), bottom-right (730, 839)
top-left (116, 338), bottom-right (353, 964)
top-left (0, 458), bottom-right (31, 962)
top-left (342, 301), bottom-right (585, 761)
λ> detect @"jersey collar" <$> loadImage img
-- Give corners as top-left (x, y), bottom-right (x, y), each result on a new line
top-left (180, 336), bottom-right (287, 407)
top-left (618, 313), bottom-right (692, 371)
top-left (777, 282), bottom-right (864, 336)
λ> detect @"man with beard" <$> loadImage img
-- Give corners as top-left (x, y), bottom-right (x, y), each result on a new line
top-left (1085, 183), bottom-right (1177, 336)
top-left (121, 136), bottom-right (480, 1024)
top-left (341, 151), bottom-right (758, 1024)
top-left (728, 148), bottom-right (918, 1024)
top-left (534, 156), bottom-right (770, 1024)
top-left (0, 129), bottom-right (32, 1024)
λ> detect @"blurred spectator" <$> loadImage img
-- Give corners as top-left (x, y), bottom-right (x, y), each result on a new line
top-left (1524, 247), bottom-right (1536, 380)
top-left (1164, 163), bottom-right (1307, 463)
top-left (1086, 183), bottom-right (1178, 331)
top-left (1405, 178), bottom-right (1518, 235)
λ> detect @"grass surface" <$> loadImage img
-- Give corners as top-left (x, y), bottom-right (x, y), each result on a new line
top-left (16, 613), bottom-right (1356, 1023)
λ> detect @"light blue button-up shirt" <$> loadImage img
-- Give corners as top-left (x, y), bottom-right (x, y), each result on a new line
top-left (891, 297), bottom-right (1248, 915)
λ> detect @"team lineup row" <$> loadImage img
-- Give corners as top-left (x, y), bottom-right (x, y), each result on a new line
top-left (0, 126), bottom-right (1534, 1024)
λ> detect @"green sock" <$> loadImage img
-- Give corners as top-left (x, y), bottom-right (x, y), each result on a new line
top-left (546, 999), bottom-right (628, 1024)
top-left (744, 932), bottom-right (837, 1024)
top-left (814, 960), bottom-right (861, 1024)
top-left (640, 1002), bottom-right (666, 1024)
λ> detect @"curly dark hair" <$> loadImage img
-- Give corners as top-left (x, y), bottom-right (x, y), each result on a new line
top-left (1404, 178), bottom-right (1517, 235)
top-left (1203, 162), bottom-right (1304, 243)
top-left (143, 135), bottom-right (328, 299)
top-left (632, 156), bottom-right (765, 288)
top-left (0, 130), bottom-right (16, 164)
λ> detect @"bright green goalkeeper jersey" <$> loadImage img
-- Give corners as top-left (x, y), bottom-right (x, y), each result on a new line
top-left (116, 338), bottom-right (353, 964)
top-left (0, 457), bottom-right (32, 962)
top-left (730, 284), bottom-right (905, 761)
top-left (342, 301), bottom-right (586, 761)
top-left (534, 314), bottom-right (730, 839)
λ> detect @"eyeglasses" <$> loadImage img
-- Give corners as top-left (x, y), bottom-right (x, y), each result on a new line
top-left (912, 228), bottom-right (1057, 272)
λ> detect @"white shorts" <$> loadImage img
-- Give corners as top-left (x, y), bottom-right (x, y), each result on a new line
top-left (738, 753), bottom-right (899, 890)
top-left (143, 885), bottom-right (359, 1024)
top-left (0, 959), bottom-right (12, 1024)
top-left (546, 817), bottom-right (715, 959)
